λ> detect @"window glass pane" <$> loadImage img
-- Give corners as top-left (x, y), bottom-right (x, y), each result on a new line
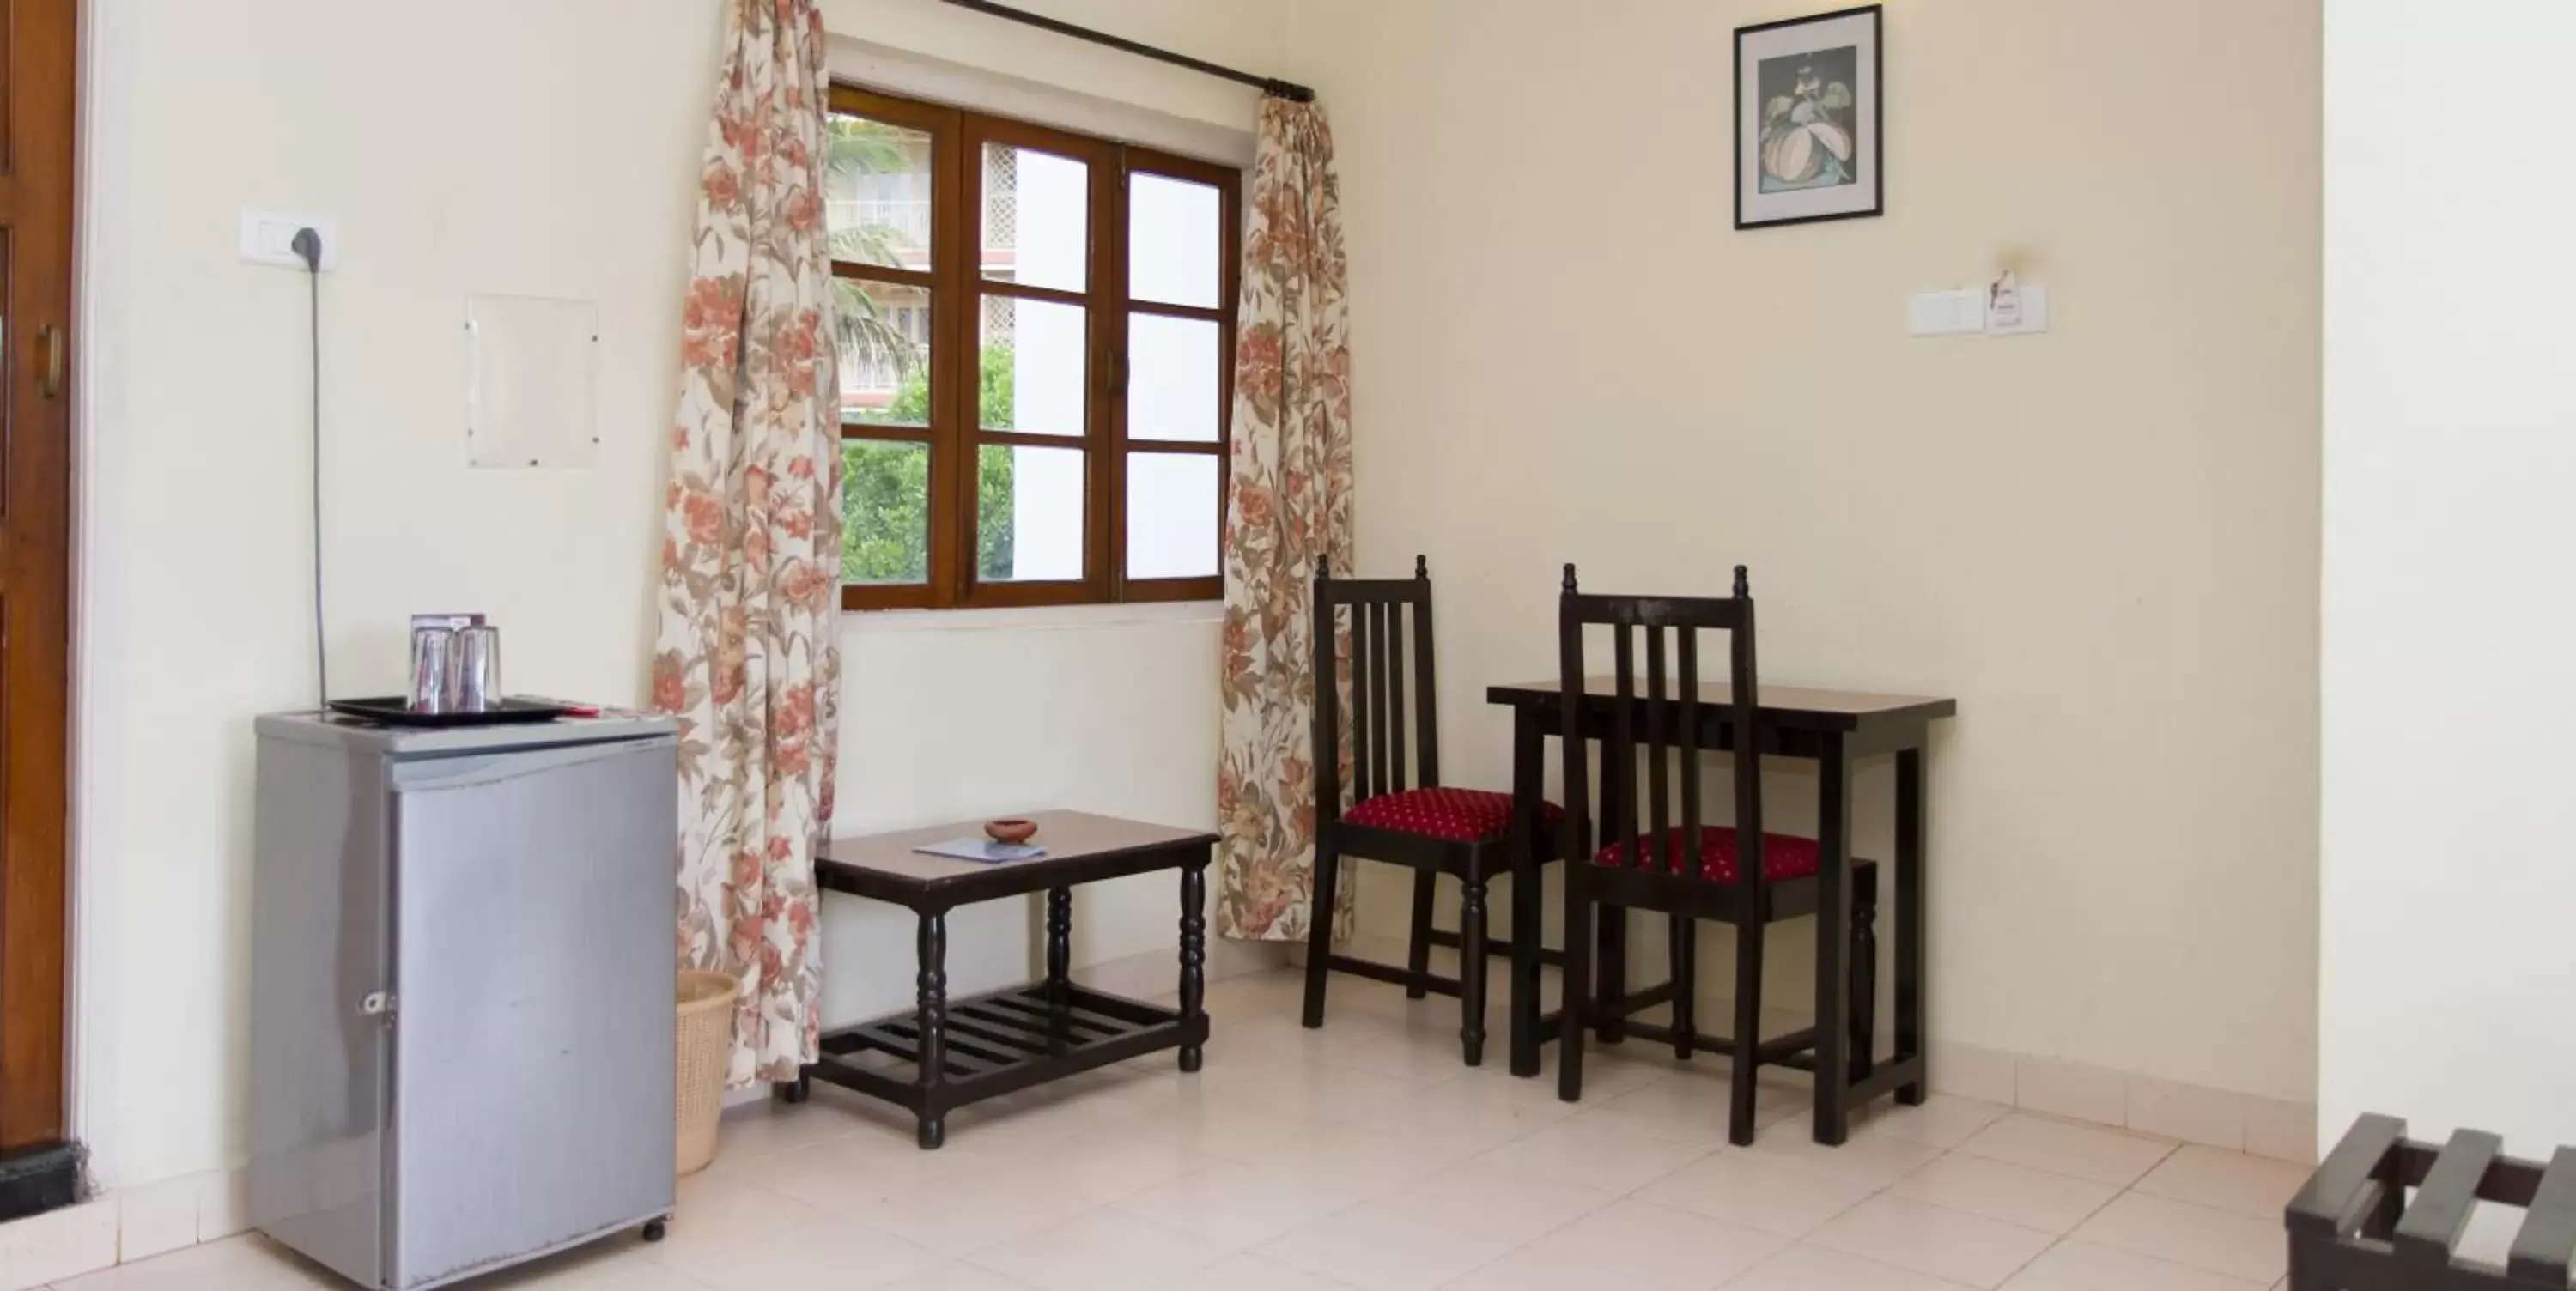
top-left (981, 295), bottom-right (1083, 435)
top-left (825, 116), bottom-right (933, 273)
top-left (982, 143), bottom-right (1087, 293)
top-left (835, 279), bottom-right (931, 427)
top-left (841, 439), bottom-right (931, 585)
top-left (1127, 314), bottom-right (1221, 443)
top-left (978, 445), bottom-right (1085, 582)
top-left (1126, 452), bottom-right (1219, 580)
top-left (1128, 173), bottom-right (1222, 308)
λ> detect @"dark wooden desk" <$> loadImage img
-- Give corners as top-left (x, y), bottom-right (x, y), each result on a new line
top-left (1485, 678), bottom-right (1956, 1143)
top-left (777, 810), bottom-right (1217, 1149)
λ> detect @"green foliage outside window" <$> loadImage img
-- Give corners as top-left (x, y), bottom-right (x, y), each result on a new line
top-left (841, 344), bottom-right (1018, 585)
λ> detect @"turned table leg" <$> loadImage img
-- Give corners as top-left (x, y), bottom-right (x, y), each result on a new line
top-left (1179, 862), bottom-right (1207, 1072)
top-left (915, 911), bottom-right (949, 1149)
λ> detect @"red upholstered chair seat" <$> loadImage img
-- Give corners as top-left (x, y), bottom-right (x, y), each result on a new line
top-left (1342, 787), bottom-right (1562, 844)
top-left (1593, 826), bottom-right (1831, 884)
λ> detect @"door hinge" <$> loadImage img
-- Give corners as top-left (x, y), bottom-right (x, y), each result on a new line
top-left (361, 991), bottom-right (398, 1019)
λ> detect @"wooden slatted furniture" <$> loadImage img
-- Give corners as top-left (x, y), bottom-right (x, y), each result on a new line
top-left (2288, 1113), bottom-right (2576, 1289)
top-left (1488, 658), bottom-right (1953, 1142)
top-left (1301, 555), bottom-right (1564, 1067)
top-left (775, 811), bottom-right (1214, 1149)
top-left (1553, 565), bottom-right (1883, 1147)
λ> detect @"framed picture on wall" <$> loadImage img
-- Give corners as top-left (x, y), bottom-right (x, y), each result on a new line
top-left (1735, 5), bottom-right (1883, 228)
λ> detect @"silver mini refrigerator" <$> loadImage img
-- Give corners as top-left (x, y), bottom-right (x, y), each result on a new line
top-left (250, 711), bottom-right (680, 1290)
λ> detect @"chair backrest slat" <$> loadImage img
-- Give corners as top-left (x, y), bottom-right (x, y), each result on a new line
top-left (1372, 601), bottom-right (1392, 797)
top-left (1352, 596), bottom-right (1373, 800)
top-left (1678, 627), bottom-right (1704, 847)
top-left (1312, 560), bottom-right (1343, 820)
top-left (1411, 555), bottom-right (1441, 787)
top-left (1729, 566), bottom-right (1761, 865)
top-left (1387, 599), bottom-right (1408, 792)
top-left (1558, 565), bottom-right (1763, 889)
top-left (1309, 556), bottom-right (1444, 821)
top-left (1375, 603), bottom-right (1396, 796)
top-left (1611, 621), bottom-right (1638, 868)
top-left (1381, 602), bottom-right (1400, 795)
top-left (1644, 624), bottom-right (1672, 872)
top-left (1557, 567), bottom-right (1593, 880)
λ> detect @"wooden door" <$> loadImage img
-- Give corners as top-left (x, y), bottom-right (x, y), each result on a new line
top-left (0, 0), bottom-right (78, 1153)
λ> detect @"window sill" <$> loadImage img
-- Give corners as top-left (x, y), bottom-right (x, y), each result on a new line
top-left (843, 599), bottom-right (1224, 633)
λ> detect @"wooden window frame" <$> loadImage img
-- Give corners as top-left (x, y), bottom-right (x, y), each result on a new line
top-left (832, 84), bottom-right (1240, 612)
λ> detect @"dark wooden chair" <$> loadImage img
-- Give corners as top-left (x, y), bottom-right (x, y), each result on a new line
top-left (1300, 555), bottom-right (1564, 1067)
top-left (1554, 564), bottom-right (1877, 1145)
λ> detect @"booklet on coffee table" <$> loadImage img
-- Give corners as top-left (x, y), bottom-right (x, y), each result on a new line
top-left (912, 838), bottom-right (1047, 864)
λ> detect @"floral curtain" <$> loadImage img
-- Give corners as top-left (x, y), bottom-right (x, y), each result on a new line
top-left (1216, 99), bottom-right (1356, 942)
top-left (653, 0), bottom-right (843, 1085)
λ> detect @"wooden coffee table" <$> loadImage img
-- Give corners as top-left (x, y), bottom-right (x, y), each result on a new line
top-left (772, 810), bottom-right (1217, 1149)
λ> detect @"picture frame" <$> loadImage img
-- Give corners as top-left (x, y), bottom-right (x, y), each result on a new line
top-left (1735, 4), bottom-right (1884, 229)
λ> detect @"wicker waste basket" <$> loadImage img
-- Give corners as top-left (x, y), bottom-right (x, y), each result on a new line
top-left (675, 970), bottom-right (739, 1176)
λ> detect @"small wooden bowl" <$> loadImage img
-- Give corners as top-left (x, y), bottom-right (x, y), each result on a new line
top-left (984, 818), bottom-right (1038, 846)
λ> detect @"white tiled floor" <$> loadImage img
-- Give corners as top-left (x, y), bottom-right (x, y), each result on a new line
top-left (50, 969), bottom-right (2308, 1290)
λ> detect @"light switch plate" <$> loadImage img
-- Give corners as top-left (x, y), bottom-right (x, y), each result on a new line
top-left (240, 209), bottom-right (337, 270)
top-left (1909, 289), bottom-right (1987, 336)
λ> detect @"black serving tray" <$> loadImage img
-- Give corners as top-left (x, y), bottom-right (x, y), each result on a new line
top-left (325, 696), bottom-right (573, 728)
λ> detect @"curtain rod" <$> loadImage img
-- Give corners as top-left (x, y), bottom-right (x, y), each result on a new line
top-left (933, 0), bottom-right (1317, 103)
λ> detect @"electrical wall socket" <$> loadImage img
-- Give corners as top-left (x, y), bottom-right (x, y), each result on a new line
top-left (240, 209), bottom-right (337, 270)
top-left (1988, 283), bottom-right (2051, 336)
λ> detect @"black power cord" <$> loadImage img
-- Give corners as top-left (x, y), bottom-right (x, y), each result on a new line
top-left (291, 227), bottom-right (327, 704)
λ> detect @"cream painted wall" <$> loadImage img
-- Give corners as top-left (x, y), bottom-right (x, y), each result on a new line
top-left (1285, 0), bottom-right (2322, 1102)
top-left (2318, 0), bottom-right (2576, 1148)
top-left (75, 0), bottom-right (1279, 1190)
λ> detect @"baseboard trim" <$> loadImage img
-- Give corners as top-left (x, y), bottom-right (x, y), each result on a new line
top-left (1306, 930), bottom-right (2318, 1165)
top-left (1932, 1039), bottom-right (2318, 1165)
top-left (0, 1161), bottom-right (246, 1290)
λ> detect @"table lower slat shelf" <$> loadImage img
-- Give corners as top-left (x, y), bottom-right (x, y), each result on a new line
top-left (805, 981), bottom-right (1205, 1122)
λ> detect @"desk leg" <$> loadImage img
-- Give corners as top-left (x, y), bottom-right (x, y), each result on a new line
top-left (915, 912), bottom-right (949, 1149)
top-left (1896, 747), bottom-right (1927, 1105)
top-left (1179, 861), bottom-right (1208, 1072)
top-left (1510, 706), bottom-right (1545, 1077)
top-left (1812, 735), bottom-right (1853, 1146)
top-left (1046, 887), bottom-right (1073, 1054)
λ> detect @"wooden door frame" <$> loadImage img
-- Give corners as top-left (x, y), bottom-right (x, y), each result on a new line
top-left (0, 0), bottom-right (84, 1216)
